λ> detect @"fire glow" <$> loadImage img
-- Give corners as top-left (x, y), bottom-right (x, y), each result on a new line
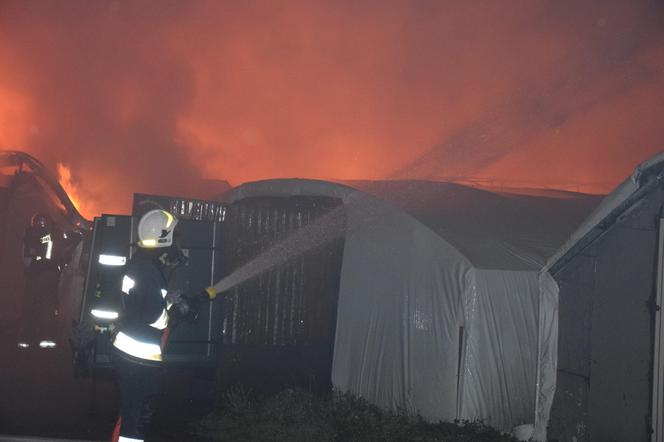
top-left (0, 1), bottom-right (663, 214)
top-left (56, 163), bottom-right (95, 219)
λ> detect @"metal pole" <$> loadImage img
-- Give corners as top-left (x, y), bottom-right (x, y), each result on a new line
top-left (651, 219), bottom-right (664, 442)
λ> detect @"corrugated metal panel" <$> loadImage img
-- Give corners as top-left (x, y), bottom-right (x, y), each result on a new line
top-left (169, 198), bottom-right (226, 223)
top-left (219, 196), bottom-right (344, 347)
top-left (132, 193), bottom-right (227, 222)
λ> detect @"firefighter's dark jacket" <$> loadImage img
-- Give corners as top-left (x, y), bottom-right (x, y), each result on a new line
top-left (116, 250), bottom-right (167, 359)
top-left (24, 223), bottom-right (81, 270)
top-left (23, 225), bottom-right (59, 268)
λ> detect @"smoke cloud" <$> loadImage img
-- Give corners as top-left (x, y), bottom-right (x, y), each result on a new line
top-left (1, 0), bottom-right (663, 216)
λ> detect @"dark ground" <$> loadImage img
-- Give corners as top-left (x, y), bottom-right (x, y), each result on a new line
top-left (0, 317), bottom-right (517, 442)
top-left (0, 318), bottom-right (214, 441)
top-left (0, 318), bottom-right (118, 440)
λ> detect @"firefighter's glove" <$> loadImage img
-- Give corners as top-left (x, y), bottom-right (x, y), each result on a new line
top-left (168, 291), bottom-right (204, 327)
top-left (165, 289), bottom-right (190, 327)
top-left (164, 289), bottom-right (184, 306)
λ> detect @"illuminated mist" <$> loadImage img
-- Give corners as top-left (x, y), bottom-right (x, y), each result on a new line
top-left (1, 0), bottom-right (664, 218)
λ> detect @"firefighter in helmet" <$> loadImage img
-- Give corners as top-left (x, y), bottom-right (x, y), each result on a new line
top-left (18, 213), bottom-right (63, 350)
top-left (104, 209), bottom-right (217, 442)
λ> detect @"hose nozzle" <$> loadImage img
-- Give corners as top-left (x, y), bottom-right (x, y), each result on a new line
top-left (204, 286), bottom-right (217, 300)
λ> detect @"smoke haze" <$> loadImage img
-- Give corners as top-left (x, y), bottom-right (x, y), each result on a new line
top-left (1, 0), bottom-right (663, 216)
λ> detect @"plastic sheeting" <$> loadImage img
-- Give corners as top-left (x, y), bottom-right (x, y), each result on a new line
top-left (226, 178), bottom-right (595, 438)
top-left (534, 271), bottom-right (558, 441)
top-left (333, 194), bottom-right (558, 434)
top-left (332, 194), bottom-right (468, 422)
top-left (350, 180), bottom-right (601, 271)
top-left (461, 269), bottom-right (540, 429)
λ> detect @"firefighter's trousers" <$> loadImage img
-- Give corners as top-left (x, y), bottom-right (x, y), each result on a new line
top-left (114, 354), bottom-right (161, 441)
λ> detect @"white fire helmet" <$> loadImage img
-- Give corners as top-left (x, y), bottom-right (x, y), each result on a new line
top-left (137, 210), bottom-right (178, 248)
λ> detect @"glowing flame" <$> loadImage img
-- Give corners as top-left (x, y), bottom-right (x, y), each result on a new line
top-left (2, 1), bottom-right (663, 211)
top-left (56, 162), bottom-right (93, 219)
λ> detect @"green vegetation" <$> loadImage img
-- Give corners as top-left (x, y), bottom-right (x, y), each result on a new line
top-left (190, 385), bottom-right (517, 441)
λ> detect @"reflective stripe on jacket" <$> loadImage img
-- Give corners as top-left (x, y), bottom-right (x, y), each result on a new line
top-left (113, 250), bottom-right (168, 362)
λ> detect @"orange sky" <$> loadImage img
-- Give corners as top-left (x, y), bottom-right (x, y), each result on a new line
top-left (1, 1), bottom-right (664, 218)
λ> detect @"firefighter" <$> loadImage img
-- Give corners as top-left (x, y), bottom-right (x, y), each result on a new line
top-left (108, 209), bottom-right (212, 442)
top-left (18, 213), bottom-right (63, 349)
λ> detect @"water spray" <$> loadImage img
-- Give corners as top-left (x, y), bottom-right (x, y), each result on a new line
top-left (209, 203), bottom-right (347, 296)
top-left (193, 193), bottom-right (387, 304)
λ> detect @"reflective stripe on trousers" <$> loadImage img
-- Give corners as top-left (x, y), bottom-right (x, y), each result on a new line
top-left (119, 436), bottom-right (144, 442)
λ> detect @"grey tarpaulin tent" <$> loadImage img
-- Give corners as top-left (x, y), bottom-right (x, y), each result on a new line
top-left (227, 178), bottom-right (599, 439)
top-left (545, 152), bottom-right (664, 442)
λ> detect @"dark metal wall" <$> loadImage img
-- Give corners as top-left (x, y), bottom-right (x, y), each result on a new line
top-left (217, 195), bottom-right (345, 392)
top-left (549, 190), bottom-right (662, 442)
top-left (82, 212), bottom-right (225, 367)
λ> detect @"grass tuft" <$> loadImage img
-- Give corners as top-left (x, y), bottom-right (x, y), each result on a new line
top-left (191, 386), bottom-right (518, 441)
